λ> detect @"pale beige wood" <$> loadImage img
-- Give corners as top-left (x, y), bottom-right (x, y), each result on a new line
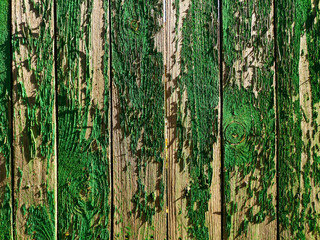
top-left (207, 97), bottom-right (222, 240)
top-left (0, 0), bottom-right (13, 238)
top-left (165, 0), bottom-right (190, 239)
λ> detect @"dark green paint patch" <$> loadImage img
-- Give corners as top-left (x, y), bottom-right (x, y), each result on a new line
top-left (224, 121), bottom-right (247, 145)
top-left (223, 87), bottom-right (263, 170)
top-left (0, 0), bottom-right (11, 173)
top-left (0, 185), bottom-right (12, 240)
top-left (308, 6), bottom-right (320, 237)
top-left (0, 0), bottom-right (12, 238)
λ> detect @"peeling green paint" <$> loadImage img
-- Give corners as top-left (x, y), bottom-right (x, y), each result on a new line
top-left (111, 0), bottom-right (164, 230)
top-left (57, 0), bottom-right (110, 238)
top-left (223, 0), bottom-right (276, 238)
top-left (25, 190), bottom-right (55, 240)
top-left (12, 0), bottom-right (56, 238)
top-left (277, 0), bottom-right (320, 238)
top-left (0, 0), bottom-right (12, 237)
top-left (176, 0), bottom-right (219, 238)
top-left (0, 0), bottom-right (318, 239)
top-left (0, 185), bottom-right (12, 240)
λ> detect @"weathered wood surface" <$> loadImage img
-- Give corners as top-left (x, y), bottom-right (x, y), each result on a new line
top-left (0, 1), bottom-right (320, 239)
top-left (12, 0), bottom-right (56, 239)
top-left (57, 0), bottom-right (110, 238)
top-left (111, 0), bottom-right (166, 239)
top-left (277, 0), bottom-right (320, 238)
top-left (222, 0), bottom-right (277, 239)
top-left (165, 0), bottom-right (221, 239)
top-left (0, 0), bottom-right (12, 239)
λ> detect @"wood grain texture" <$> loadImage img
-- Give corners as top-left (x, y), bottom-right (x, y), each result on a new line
top-left (111, 0), bottom-right (166, 239)
top-left (0, 0), bottom-right (12, 239)
top-left (166, 0), bottom-right (220, 239)
top-left (222, 0), bottom-right (277, 239)
top-left (57, 0), bottom-right (110, 238)
top-left (0, 1), bottom-right (318, 239)
top-left (165, 0), bottom-right (189, 238)
top-left (12, 0), bottom-right (56, 238)
top-left (277, 0), bottom-right (320, 238)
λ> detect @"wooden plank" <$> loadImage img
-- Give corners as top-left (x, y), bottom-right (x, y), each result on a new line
top-left (111, 0), bottom-right (166, 239)
top-left (277, 0), bottom-right (320, 238)
top-left (222, 0), bottom-right (277, 239)
top-left (165, 0), bottom-right (189, 238)
top-left (12, 0), bottom-right (56, 238)
top-left (0, 1), bottom-right (12, 239)
top-left (166, 0), bottom-right (220, 239)
top-left (57, 0), bottom-right (110, 238)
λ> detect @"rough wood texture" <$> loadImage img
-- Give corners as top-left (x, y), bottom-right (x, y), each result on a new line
top-left (0, 0), bottom-right (12, 239)
top-left (111, 0), bottom-right (166, 239)
top-left (277, 0), bottom-right (320, 238)
top-left (57, 0), bottom-right (110, 238)
top-left (12, 0), bottom-right (56, 238)
top-left (166, 0), bottom-right (220, 239)
top-left (2, 1), bottom-right (320, 239)
top-left (222, 0), bottom-right (277, 239)
top-left (165, 0), bottom-right (189, 238)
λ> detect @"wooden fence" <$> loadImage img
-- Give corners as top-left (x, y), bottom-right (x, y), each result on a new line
top-left (0, 0), bottom-right (319, 239)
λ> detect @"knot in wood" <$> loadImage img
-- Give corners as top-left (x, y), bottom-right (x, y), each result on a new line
top-left (225, 121), bottom-right (246, 145)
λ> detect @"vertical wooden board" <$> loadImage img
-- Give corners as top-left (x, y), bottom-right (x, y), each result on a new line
top-left (166, 0), bottom-right (189, 238)
top-left (0, 1), bottom-right (12, 239)
top-left (111, 0), bottom-right (166, 239)
top-left (277, 0), bottom-right (320, 238)
top-left (57, 0), bottom-right (110, 238)
top-left (12, 0), bottom-right (56, 238)
top-left (222, 0), bottom-right (276, 239)
top-left (166, 0), bottom-right (220, 239)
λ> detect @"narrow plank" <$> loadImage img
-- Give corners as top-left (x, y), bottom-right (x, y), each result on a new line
top-left (12, 0), bottom-right (56, 238)
top-left (166, 0), bottom-right (220, 239)
top-left (166, 0), bottom-right (189, 238)
top-left (277, 0), bottom-right (320, 238)
top-left (111, 0), bottom-right (166, 238)
top-left (222, 0), bottom-right (277, 239)
top-left (57, 0), bottom-right (110, 238)
top-left (0, 1), bottom-right (12, 239)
